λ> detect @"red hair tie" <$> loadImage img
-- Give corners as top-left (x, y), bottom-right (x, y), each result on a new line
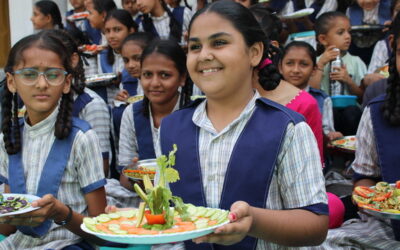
top-left (258, 58), bottom-right (272, 70)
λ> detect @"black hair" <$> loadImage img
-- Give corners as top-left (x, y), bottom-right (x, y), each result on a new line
top-left (249, 4), bottom-right (282, 42)
top-left (92, 0), bottom-right (117, 14)
top-left (282, 41), bottom-right (317, 66)
top-left (41, 29), bottom-right (86, 95)
top-left (189, 0), bottom-right (281, 90)
top-left (35, 0), bottom-right (64, 29)
top-left (105, 9), bottom-right (138, 66)
top-left (315, 11), bottom-right (348, 55)
top-left (3, 33), bottom-right (75, 154)
top-left (141, 0), bottom-right (183, 43)
top-left (382, 12), bottom-right (400, 125)
top-left (121, 32), bottom-right (156, 51)
top-left (140, 39), bottom-right (192, 117)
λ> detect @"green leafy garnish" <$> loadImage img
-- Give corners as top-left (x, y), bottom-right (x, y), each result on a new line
top-left (134, 145), bottom-right (190, 230)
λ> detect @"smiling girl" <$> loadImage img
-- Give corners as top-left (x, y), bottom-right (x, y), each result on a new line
top-left (159, 1), bottom-right (328, 248)
top-left (0, 32), bottom-right (106, 249)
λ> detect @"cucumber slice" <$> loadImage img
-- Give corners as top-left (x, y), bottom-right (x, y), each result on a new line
top-left (117, 209), bottom-right (137, 218)
top-left (136, 202), bottom-right (146, 227)
top-left (85, 223), bottom-right (99, 232)
top-left (204, 208), bottom-right (218, 218)
top-left (108, 213), bottom-right (121, 220)
top-left (83, 217), bottom-right (97, 225)
top-left (96, 215), bottom-right (111, 223)
top-left (216, 211), bottom-right (229, 223)
top-left (108, 224), bottom-right (120, 231)
top-left (195, 207), bottom-right (207, 217)
top-left (195, 218), bottom-right (209, 229)
top-left (114, 230), bottom-right (128, 235)
top-left (210, 210), bottom-right (223, 220)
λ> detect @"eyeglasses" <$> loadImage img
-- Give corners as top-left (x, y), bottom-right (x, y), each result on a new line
top-left (13, 68), bottom-right (68, 86)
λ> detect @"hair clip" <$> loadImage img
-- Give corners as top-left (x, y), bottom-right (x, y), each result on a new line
top-left (258, 58), bottom-right (272, 70)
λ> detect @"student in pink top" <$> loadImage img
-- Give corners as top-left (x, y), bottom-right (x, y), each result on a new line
top-left (254, 59), bottom-right (324, 165)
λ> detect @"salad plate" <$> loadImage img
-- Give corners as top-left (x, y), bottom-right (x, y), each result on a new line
top-left (0, 194), bottom-right (41, 217)
top-left (331, 136), bottom-right (356, 152)
top-left (67, 11), bottom-right (89, 21)
top-left (123, 159), bottom-right (157, 181)
top-left (126, 95), bottom-right (144, 104)
top-left (281, 8), bottom-right (314, 19)
top-left (353, 182), bottom-right (400, 220)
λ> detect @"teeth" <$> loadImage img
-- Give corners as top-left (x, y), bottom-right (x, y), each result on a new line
top-left (201, 68), bottom-right (219, 73)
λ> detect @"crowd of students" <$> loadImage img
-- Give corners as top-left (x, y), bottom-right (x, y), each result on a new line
top-left (0, 0), bottom-right (399, 249)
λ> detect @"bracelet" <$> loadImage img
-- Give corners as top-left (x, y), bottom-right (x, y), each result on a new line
top-left (54, 205), bottom-right (73, 226)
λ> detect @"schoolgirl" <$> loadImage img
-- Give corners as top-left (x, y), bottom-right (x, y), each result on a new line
top-left (159, 1), bottom-right (328, 249)
top-left (112, 32), bottom-right (155, 138)
top-left (31, 0), bottom-right (64, 31)
top-left (0, 32), bottom-right (106, 249)
top-left (43, 29), bottom-right (112, 177)
top-left (96, 9), bottom-right (137, 105)
top-left (135, 0), bottom-right (193, 45)
top-left (86, 0), bottom-right (117, 47)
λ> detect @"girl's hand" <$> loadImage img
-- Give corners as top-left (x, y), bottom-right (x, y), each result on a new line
top-left (193, 201), bottom-right (253, 245)
top-left (327, 131), bottom-right (343, 141)
top-left (115, 90), bottom-right (129, 102)
top-left (0, 194), bottom-right (66, 227)
top-left (318, 45), bottom-right (339, 68)
top-left (330, 64), bottom-right (351, 84)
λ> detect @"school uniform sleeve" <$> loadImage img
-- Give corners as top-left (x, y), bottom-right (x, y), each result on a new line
top-left (275, 122), bottom-right (328, 214)
top-left (0, 134), bottom-right (8, 185)
top-left (73, 129), bottom-right (106, 194)
top-left (182, 7), bottom-right (193, 35)
top-left (351, 107), bottom-right (381, 180)
top-left (348, 55), bottom-right (367, 86)
top-left (322, 97), bottom-right (335, 134)
top-left (79, 95), bottom-right (111, 159)
top-left (316, 0), bottom-right (338, 18)
top-left (367, 40), bottom-right (388, 74)
top-left (118, 103), bottom-right (139, 172)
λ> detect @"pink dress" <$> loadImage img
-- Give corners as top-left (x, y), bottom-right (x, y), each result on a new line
top-left (286, 90), bottom-right (324, 163)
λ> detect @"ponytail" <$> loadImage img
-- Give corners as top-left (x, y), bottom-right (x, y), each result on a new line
top-left (160, 0), bottom-right (183, 42)
top-left (257, 41), bottom-right (282, 90)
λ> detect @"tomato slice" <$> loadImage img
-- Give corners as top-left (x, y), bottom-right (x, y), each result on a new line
top-left (354, 186), bottom-right (375, 198)
top-left (144, 210), bottom-right (166, 225)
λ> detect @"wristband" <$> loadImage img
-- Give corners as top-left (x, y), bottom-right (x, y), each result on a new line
top-left (54, 205), bottom-right (73, 226)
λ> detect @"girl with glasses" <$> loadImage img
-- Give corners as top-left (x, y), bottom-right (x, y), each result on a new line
top-left (0, 32), bottom-right (106, 249)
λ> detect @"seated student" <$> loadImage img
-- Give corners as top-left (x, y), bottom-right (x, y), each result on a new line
top-left (45, 29), bottom-right (112, 177)
top-left (310, 11), bottom-right (365, 135)
top-left (315, 25), bottom-right (400, 249)
top-left (105, 39), bottom-right (192, 207)
top-left (362, 0), bottom-right (400, 89)
top-left (160, 1), bottom-right (328, 248)
top-left (31, 0), bottom-right (64, 31)
top-left (112, 32), bottom-right (154, 139)
top-left (0, 32), bottom-right (106, 249)
top-left (346, 0), bottom-right (391, 65)
top-left (135, 0), bottom-right (193, 45)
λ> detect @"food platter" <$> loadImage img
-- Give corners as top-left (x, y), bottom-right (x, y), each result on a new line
top-left (81, 206), bottom-right (229, 244)
top-left (353, 182), bottom-right (400, 220)
top-left (281, 8), bottom-right (314, 20)
top-left (0, 194), bottom-right (41, 217)
top-left (85, 73), bottom-right (117, 88)
top-left (78, 44), bottom-right (105, 56)
top-left (331, 136), bottom-right (356, 152)
top-left (123, 159), bottom-right (157, 181)
top-left (126, 95), bottom-right (144, 104)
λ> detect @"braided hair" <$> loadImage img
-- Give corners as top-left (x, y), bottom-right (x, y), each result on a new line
top-left (3, 33), bottom-right (75, 154)
top-left (382, 12), bottom-right (400, 125)
top-left (42, 29), bottom-right (86, 95)
top-left (189, 0), bottom-right (281, 90)
top-left (315, 11), bottom-right (348, 56)
top-left (142, 0), bottom-right (183, 43)
top-left (140, 39), bottom-right (192, 117)
top-left (35, 0), bottom-right (64, 29)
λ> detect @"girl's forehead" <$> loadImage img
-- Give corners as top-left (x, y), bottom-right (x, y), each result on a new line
top-left (329, 17), bottom-right (350, 29)
top-left (16, 47), bottom-right (63, 68)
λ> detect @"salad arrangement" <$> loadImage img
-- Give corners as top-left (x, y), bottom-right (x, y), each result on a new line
top-left (83, 145), bottom-right (229, 237)
top-left (0, 193), bottom-right (31, 214)
top-left (353, 181), bottom-right (400, 213)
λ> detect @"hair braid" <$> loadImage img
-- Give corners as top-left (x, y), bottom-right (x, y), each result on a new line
top-left (55, 91), bottom-right (74, 139)
top-left (179, 78), bottom-right (193, 108)
top-left (2, 86), bottom-right (21, 154)
top-left (258, 41), bottom-right (282, 90)
top-left (142, 96), bottom-right (151, 118)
